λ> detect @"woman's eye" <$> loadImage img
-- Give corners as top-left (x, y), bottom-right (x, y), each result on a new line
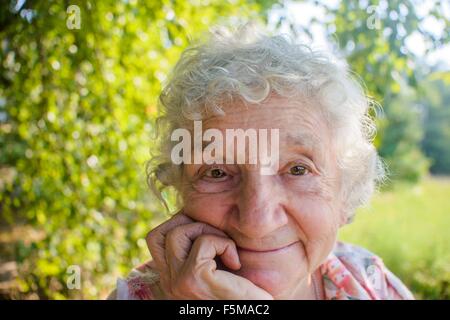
top-left (289, 165), bottom-right (309, 176)
top-left (204, 168), bottom-right (227, 179)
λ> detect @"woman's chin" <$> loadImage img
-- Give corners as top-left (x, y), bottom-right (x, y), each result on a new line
top-left (235, 267), bottom-right (285, 294)
top-left (232, 243), bottom-right (308, 295)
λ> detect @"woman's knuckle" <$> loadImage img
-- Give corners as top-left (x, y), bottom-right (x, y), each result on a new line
top-left (146, 237), bottom-right (159, 252)
top-left (145, 229), bottom-right (158, 244)
top-left (192, 235), bottom-right (208, 250)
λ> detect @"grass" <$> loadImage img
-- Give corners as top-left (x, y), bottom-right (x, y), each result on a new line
top-left (338, 176), bottom-right (450, 299)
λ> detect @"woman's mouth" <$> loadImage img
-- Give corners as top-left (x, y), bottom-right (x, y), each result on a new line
top-left (237, 240), bottom-right (300, 253)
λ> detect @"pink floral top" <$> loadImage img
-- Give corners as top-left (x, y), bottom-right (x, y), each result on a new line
top-left (109, 242), bottom-right (414, 300)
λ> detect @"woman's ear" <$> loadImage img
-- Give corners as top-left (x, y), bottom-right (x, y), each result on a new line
top-left (337, 202), bottom-right (350, 227)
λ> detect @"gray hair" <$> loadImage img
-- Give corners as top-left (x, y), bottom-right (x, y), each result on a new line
top-left (146, 23), bottom-right (386, 222)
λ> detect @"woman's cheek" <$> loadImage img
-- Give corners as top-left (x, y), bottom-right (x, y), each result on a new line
top-left (285, 184), bottom-right (340, 270)
top-left (291, 195), bottom-right (340, 241)
top-left (283, 173), bottom-right (329, 195)
top-left (182, 190), bottom-right (233, 226)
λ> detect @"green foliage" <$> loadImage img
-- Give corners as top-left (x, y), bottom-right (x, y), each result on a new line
top-left (321, 0), bottom-right (448, 182)
top-left (421, 73), bottom-right (450, 174)
top-left (377, 85), bottom-right (430, 183)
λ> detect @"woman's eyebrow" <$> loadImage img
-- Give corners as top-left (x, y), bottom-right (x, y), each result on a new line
top-left (285, 132), bottom-right (319, 151)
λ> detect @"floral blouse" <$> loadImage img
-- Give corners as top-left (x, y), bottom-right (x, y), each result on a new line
top-left (108, 241), bottom-right (414, 300)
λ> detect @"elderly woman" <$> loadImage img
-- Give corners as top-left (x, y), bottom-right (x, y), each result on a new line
top-left (109, 24), bottom-right (414, 300)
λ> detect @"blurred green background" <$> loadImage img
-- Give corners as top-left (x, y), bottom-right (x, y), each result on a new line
top-left (0, 0), bottom-right (449, 299)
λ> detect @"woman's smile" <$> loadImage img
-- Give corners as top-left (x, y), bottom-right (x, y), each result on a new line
top-left (237, 240), bottom-right (300, 254)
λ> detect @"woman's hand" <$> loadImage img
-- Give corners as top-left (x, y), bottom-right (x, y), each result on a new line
top-left (146, 212), bottom-right (273, 300)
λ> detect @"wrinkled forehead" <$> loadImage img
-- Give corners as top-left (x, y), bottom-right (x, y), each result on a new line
top-left (205, 96), bottom-right (319, 124)
top-left (201, 97), bottom-right (330, 149)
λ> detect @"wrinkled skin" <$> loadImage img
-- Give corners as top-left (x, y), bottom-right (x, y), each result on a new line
top-left (146, 95), bottom-right (346, 299)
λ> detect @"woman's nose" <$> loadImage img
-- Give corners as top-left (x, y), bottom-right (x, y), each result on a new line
top-left (233, 174), bottom-right (289, 238)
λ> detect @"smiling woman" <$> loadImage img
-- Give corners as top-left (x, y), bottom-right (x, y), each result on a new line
top-left (107, 23), bottom-right (414, 300)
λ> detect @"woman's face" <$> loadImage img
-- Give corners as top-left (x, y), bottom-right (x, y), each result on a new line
top-left (181, 95), bottom-right (345, 298)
